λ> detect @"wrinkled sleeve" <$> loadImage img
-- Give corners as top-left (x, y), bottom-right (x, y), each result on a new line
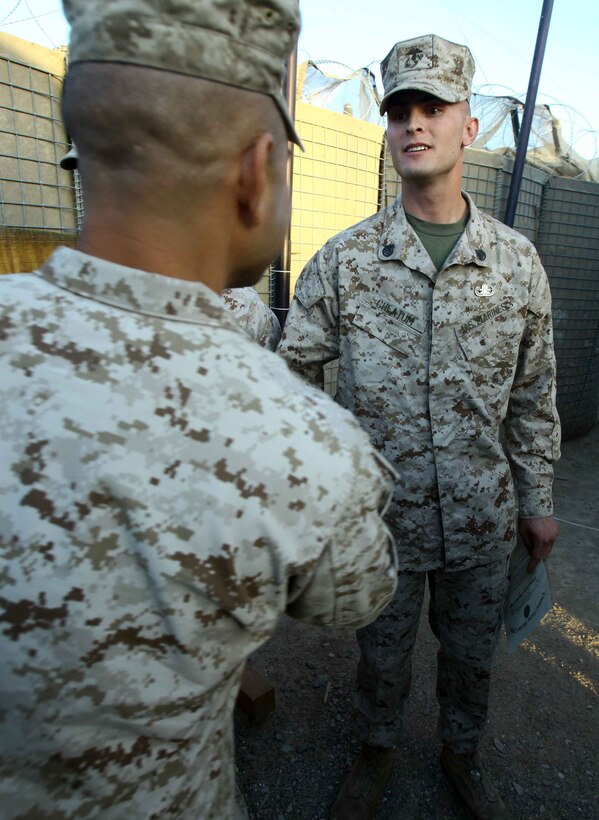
top-left (285, 444), bottom-right (398, 630)
top-left (277, 247), bottom-right (340, 388)
top-left (504, 253), bottom-right (561, 517)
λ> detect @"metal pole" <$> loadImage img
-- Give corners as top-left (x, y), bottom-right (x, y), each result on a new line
top-left (503, 0), bottom-right (554, 228)
top-left (271, 45), bottom-right (298, 328)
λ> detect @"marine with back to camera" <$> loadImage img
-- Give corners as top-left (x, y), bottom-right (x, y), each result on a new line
top-left (0, 2), bottom-right (401, 817)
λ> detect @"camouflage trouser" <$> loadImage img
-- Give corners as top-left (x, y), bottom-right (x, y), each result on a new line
top-left (354, 556), bottom-right (509, 754)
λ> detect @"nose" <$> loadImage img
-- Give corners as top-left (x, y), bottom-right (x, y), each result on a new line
top-left (406, 111), bottom-right (424, 133)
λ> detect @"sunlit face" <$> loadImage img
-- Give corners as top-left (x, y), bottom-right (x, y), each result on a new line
top-left (386, 91), bottom-right (478, 184)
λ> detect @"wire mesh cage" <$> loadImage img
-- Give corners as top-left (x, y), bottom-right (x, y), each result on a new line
top-left (1, 38), bottom-right (598, 436)
top-left (0, 36), bottom-right (78, 273)
top-left (537, 177), bottom-right (599, 439)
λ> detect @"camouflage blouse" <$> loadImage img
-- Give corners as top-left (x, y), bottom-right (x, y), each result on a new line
top-left (0, 248), bottom-right (398, 818)
top-left (278, 194), bottom-right (561, 571)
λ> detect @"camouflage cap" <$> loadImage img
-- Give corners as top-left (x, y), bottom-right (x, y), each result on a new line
top-left (62, 0), bottom-right (303, 147)
top-left (380, 34), bottom-right (474, 114)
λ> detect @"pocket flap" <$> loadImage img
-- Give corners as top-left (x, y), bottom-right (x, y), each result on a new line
top-left (352, 301), bottom-right (422, 356)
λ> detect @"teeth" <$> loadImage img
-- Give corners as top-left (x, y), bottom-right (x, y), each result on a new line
top-left (407, 146), bottom-right (428, 152)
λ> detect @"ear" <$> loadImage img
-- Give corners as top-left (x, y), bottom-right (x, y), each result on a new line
top-left (463, 116), bottom-right (479, 148)
top-left (236, 132), bottom-right (274, 229)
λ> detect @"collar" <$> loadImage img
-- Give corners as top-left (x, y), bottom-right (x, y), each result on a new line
top-left (377, 192), bottom-right (491, 276)
top-left (37, 247), bottom-right (240, 331)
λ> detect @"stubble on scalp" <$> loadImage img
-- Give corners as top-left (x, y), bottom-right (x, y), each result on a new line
top-left (62, 63), bottom-right (287, 202)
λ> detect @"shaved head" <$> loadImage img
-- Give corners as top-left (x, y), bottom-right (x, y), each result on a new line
top-left (62, 63), bottom-right (288, 206)
top-left (62, 62), bottom-right (292, 288)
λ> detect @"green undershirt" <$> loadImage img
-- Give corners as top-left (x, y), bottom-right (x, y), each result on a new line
top-left (405, 210), bottom-right (469, 272)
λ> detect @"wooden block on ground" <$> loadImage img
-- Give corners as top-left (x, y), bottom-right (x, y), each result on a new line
top-left (236, 664), bottom-right (276, 723)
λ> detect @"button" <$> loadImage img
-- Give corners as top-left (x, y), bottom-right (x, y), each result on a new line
top-left (476, 249), bottom-right (487, 261)
top-left (382, 244), bottom-right (394, 257)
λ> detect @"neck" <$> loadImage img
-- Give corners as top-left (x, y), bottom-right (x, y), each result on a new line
top-left (76, 203), bottom-right (228, 293)
top-left (401, 171), bottom-right (468, 224)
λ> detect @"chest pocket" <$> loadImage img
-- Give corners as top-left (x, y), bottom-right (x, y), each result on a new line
top-left (456, 307), bottom-right (523, 370)
top-left (351, 301), bottom-right (423, 357)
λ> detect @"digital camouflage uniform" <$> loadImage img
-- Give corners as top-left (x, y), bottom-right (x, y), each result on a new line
top-left (0, 248), bottom-right (399, 818)
top-left (278, 192), bottom-right (560, 751)
top-left (222, 287), bottom-right (282, 350)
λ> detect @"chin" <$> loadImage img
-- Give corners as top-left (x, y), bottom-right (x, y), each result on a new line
top-left (226, 268), bottom-right (265, 289)
top-left (398, 158), bottom-right (434, 176)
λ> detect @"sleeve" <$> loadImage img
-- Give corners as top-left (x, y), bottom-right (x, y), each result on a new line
top-left (504, 252), bottom-right (561, 518)
top-left (222, 287), bottom-right (281, 351)
top-left (262, 310), bottom-right (282, 351)
top-left (285, 439), bottom-right (399, 631)
top-left (276, 246), bottom-right (341, 388)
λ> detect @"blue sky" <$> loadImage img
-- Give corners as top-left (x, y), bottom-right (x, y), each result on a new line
top-left (1, 0), bottom-right (597, 158)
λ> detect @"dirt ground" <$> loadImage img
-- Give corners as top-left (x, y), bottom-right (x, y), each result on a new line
top-left (234, 423), bottom-right (599, 820)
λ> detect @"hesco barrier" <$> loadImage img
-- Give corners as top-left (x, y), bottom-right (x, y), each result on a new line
top-left (536, 177), bottom-right (599, 439)
top-left (289, 102), bottom-right (384, 290)
top-left (0, 34), bottom-right (77, 273)
top-left (2, 36), bottom-right (598, 438)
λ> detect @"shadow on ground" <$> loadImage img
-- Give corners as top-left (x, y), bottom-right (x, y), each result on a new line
top-left (235, 425), bottom-right (599, 820)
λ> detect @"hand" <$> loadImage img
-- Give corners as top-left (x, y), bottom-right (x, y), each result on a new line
top-left (518, 515), bottom-right (559, 573)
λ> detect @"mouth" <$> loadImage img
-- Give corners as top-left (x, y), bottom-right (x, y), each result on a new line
top-left (404, 144), bottom-right (431, 153)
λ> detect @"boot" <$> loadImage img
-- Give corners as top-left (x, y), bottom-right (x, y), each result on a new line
top-left (329, 743), bottom-right (395, 820)
top-left (440, 746), bottom-right (511, 820)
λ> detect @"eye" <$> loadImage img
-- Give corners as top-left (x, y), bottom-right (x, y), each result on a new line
top-left (427, 105), bottom-right (443, 115)
top-left (388, 109), bottom-right (408, 122)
